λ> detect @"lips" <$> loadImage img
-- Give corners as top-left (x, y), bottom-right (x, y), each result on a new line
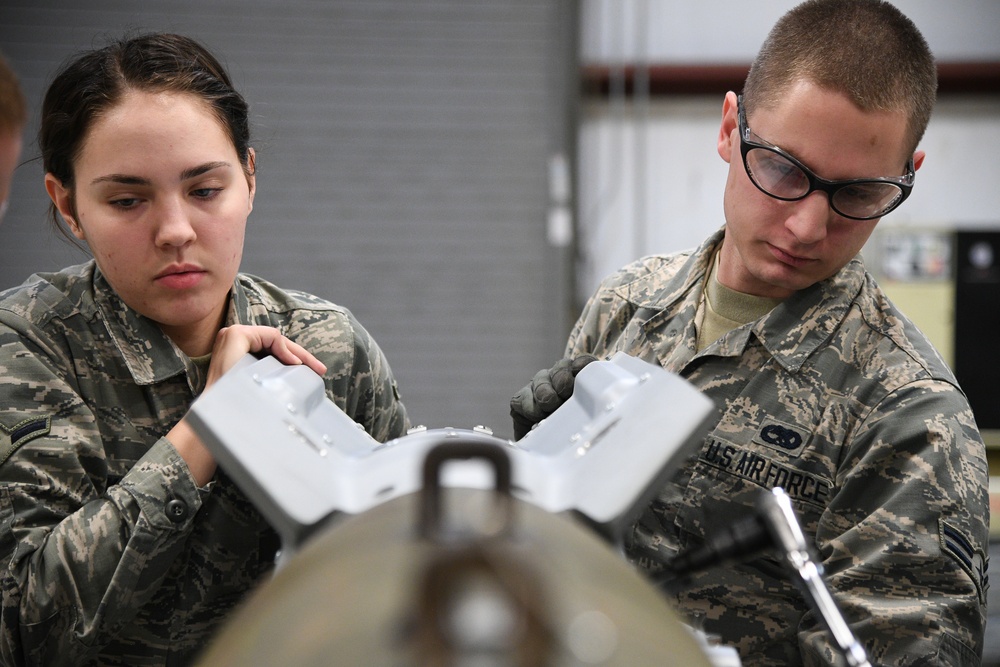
top-left (768, 244), bottom-right (815, 268)
top-left (155, 263), bottom-right (206, 289)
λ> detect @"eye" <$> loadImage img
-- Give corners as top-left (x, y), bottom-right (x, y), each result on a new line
top-left (191, 187), bottom-right (223, 200)
top-left (109, 197), bottom-right (141, 210)
top-left (758, 153), bottom-right (801, 182)
top-left (839, 183), bottom-right (891, 205)
top-left (834, 183), bottom-right (903, 217)
top-left (747, 149), bottom-right (808, 196)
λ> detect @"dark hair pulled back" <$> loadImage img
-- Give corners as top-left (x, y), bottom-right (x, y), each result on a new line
top-left (39, 33), bottom-right (252, 229)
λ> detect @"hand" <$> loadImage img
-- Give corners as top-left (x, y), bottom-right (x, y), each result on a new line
top-left (204, 324), bottom-right (328, 389)
top-left (171, 326), bottom-right (327, 486)
top-left (510, 355), bottom-right (597, 440)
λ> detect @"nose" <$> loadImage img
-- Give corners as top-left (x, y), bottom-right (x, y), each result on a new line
top-left (784, 192), bottom-right (831, 245)
top-left (154, 198), bottom-right (197, 248)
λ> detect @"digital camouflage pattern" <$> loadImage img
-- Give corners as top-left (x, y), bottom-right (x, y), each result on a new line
top-left (566, 228), bottom-right (989, 667)
top-left (0, 261), bottom-right (408, 666)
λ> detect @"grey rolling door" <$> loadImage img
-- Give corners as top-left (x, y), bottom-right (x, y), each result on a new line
top-left (0, 0), bottom-right (578, 436)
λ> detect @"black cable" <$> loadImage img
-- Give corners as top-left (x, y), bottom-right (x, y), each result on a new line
top-left (654, 512), bottom-right (772, 590)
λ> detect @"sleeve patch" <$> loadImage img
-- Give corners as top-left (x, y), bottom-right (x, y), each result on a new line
top-left (940, 520), bottom-right (988, 605)
top-left (0, 417), bottom-right (52, 466)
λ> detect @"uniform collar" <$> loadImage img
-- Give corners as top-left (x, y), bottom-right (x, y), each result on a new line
top-left (754, 259), bottom-right (865, 372)
top-left (93, 267), bottom-right (251, 386)
top-left (614, 226), bottom-right (866, 373)
top-left (613, 228), bottom-right (720, 329)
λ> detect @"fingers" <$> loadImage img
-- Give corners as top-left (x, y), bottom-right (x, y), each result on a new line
top-left (510, 385), bottom-right (538, 441)
top-left (569, 354), bottom-right (598, 375)
top-left (263, 334), bottom-right (328, 376)
top-left (547, 359), bottom-right (576, 401)
top-left (206, 325), bottom-right (327, 387)
top-left (510, 355), bottom-right (600, 440)
top-left (510, 368), bottom-right (553, 440)
top-left (531, 366), bottom-right (565, 412)
top-left (547, 354), bottom-right (598, 401)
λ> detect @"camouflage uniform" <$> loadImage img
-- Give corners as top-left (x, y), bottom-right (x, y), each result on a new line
top-left (567, 228), bottom-right (988, 666)
top-left (0, 261), bottom-right (408, 666)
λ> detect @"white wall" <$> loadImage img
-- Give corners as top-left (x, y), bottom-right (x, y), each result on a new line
top-left (577, 97), bottom-right (1000, 296)
top-left (576, 1), bottom-right (1000, 297)
top-left (581, 0), bottom-right (1000, 64)
top-left (577, 97), bottom-right (726, 296)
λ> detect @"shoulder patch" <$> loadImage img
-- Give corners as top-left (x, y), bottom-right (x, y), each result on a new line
top-left (0, 417), bottom-right (52, 466)
top-left (940, 519), bottom-right (988, 605)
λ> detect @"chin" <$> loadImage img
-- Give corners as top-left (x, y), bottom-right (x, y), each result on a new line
top-left (753, 268), bottom-right (813, 297)
top-left (151, 304), bottom-right (217, 328)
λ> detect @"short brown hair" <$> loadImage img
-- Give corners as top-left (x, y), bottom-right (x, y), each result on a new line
top-left (0, 52), bottom-right (27, 135)
top-left (743, 0), bottom-right (936, 155)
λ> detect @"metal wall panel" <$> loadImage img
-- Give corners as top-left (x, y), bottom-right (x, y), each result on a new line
top-left (0, 0), bottom-right (577, 436)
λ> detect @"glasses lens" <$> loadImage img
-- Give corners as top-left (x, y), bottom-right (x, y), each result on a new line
top-left (744, 148), bottom-right (809, 199)
top-left (831, 182), bottom-right (904, 220)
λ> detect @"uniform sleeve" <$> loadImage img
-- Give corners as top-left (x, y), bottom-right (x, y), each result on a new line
top-left (0, 329), bottom-right (202, 666)
top-left (286, 308), bottom-right (409, 443)
top-left (340, 312), bottom-right (409, 442)
top-left (803, 379), bottom-right (988, 666)
top-left (565, 274), bottom-right (630, 359)
top-left (566, 290), bottom-right (604, 358)
top-left (564, 255), bottom-right (675, 360)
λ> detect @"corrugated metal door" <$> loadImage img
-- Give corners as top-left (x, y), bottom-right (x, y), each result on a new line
top-left (0, 0), bottom-right (578, 436)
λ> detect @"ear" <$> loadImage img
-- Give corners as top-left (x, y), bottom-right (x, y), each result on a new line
top-left (246, 147), bottom-right (256, 214)
top-left (44, 173), bottom-right (85, 240)
top-left (912, 150), bottom-right (926, 172)
top-left (717, 91), bottom-right (740, 164)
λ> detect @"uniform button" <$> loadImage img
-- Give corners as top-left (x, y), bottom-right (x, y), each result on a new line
top-left (165, 499), bottom-right (189, 523)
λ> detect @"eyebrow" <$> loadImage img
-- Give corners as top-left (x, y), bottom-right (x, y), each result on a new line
top-left (90, 161), bottom-right (233, 186)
